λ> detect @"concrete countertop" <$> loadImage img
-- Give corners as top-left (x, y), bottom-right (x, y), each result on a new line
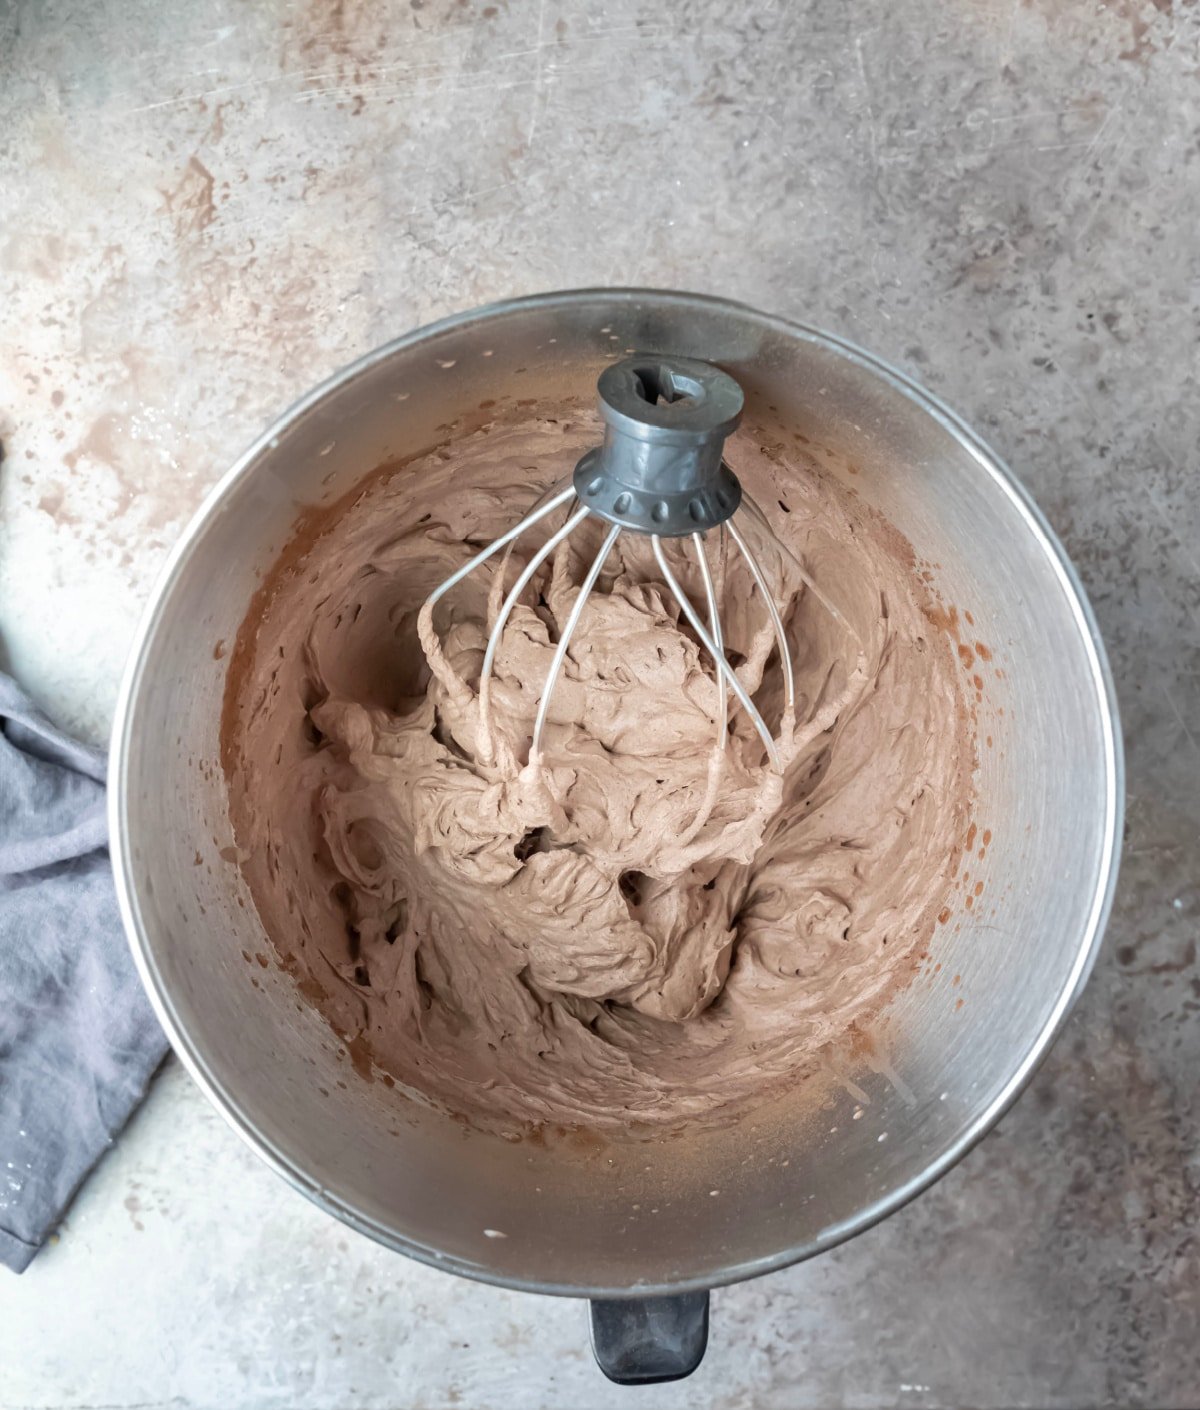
top-left (1, 0), bottom-right (1197, 1405)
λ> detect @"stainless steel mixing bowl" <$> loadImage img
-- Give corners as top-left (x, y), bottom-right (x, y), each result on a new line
top-left (111, 290), bottom-right (1122, 1382)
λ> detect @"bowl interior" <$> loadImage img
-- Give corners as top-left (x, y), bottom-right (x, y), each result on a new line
top-left (114, 291), bottom-right (1119, 1293)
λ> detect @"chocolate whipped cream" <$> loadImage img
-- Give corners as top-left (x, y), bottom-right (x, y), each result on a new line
top-left (222, 408), bottom-right (970, 1132)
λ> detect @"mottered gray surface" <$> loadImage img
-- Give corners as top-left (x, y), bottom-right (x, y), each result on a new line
top-left (1, 0), bottom-right (1197, 1404)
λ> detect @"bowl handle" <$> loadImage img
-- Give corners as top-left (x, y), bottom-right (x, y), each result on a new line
top-left (588, 1291), bottom-right (710, 1384)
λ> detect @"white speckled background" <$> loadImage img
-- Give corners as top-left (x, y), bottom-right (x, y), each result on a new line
top-left (1, 0), bottom-right (1197, 1405)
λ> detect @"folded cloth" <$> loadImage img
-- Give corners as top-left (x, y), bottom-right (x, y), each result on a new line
top-left (0, 672), bottom-right (167, 1272)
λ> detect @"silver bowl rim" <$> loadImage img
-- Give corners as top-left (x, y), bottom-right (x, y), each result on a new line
top-left (110, 287), bottom-right (1124, 1298)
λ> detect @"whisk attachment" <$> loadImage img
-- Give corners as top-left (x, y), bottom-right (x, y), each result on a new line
top-left (420, 354), bottom-right (796, 777)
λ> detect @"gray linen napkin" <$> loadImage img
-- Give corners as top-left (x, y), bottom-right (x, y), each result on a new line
top-left (0, 672), bottom-right (167, 1272)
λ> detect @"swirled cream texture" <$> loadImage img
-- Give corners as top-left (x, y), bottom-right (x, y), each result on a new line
top-left (223, 412), bottom-right (969, 1131)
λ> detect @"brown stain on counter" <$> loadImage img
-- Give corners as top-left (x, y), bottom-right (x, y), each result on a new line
top-left (162, 155), bottom-right (217, 238)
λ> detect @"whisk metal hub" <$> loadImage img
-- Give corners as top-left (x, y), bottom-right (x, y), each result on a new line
top-left (572, 355), bottom-right (744, 537)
